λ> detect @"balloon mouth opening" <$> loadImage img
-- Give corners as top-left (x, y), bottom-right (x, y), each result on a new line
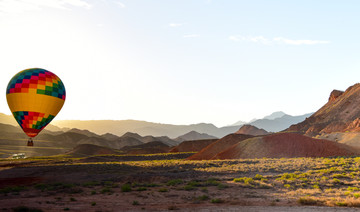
top-left (24, 129), bottom-right (41, 137)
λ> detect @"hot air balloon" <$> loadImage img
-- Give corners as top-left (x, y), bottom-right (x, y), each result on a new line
top-left (6, 68), bottom-right (66, 146)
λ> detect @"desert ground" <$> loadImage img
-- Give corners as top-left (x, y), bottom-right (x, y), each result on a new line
top-left (2, 153), bottom-right (360, 211)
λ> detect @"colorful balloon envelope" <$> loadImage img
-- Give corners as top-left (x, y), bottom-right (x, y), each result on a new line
top-left (6, 68), bottom-right (66, 145)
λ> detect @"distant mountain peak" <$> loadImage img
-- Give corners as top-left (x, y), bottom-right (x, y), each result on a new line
top-left (175, 130), bottom-right (218, 142)
top-left (263, 111), bottom-right (286, 120)
top-left (235, 125), bottom-right (268, 136)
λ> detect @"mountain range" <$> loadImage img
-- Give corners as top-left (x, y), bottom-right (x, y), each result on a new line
top-left (0, 110), bottom-right (312, 138)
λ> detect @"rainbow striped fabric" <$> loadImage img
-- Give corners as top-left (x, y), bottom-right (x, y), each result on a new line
top-left (7, 68), bottom-right (66, 100)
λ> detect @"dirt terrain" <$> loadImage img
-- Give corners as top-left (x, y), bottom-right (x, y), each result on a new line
top-left (2, 154), bottom-right (360, 211)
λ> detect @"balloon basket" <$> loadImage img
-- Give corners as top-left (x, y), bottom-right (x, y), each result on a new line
top-left (27, 138), bottom-right (34, 146)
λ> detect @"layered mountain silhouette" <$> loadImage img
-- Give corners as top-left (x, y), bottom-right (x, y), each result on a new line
top-left (0, 111), bottom-right (311, 138)
top-left (66, 144), bottom-right (121, 157)
top-left (0, 122), bottom-right (183, 158)
top-left (169, 139), bottom-right (217, 153)
top-left (229, 111), bottom-right (312, 132)
top-left (288, 83), bottom-right (360, 136)
top-left (120, 141), bottom-right (170, 154)
top-left (174, 131), bottom-right (218, 142)
top-left (249, 113), bottom-right (313, 132)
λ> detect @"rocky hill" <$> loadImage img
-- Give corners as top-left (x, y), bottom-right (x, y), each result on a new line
top-left (235, 125), bottom-right (268, 136)
top-left (120, 141), bottom-right (170, 154)
top-left (187, 134), bottom-right (254, 160)
top-left (288, 83), bottom-right (360, 136)
top-left (213, 133), bottom-right (360, 159)
top-left (169, 139), bottom-right (217, 153)
top-left (66, 144), bottom-right (121, 157)
top-left (174, 131), bottom-right (218, 142)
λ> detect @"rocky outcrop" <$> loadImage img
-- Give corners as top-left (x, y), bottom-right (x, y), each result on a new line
top-left (328, 90), bottom-right (344, 102)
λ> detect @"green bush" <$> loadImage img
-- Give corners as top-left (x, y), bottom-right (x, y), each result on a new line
top-left (132, 200), bottom-right (139, 205)
top-left (166, 179), bottom-right (183, 186)
top-left (298, 197), bottom-right (318, 205)
top-left (197, 195), bottom-right (209, 201)
top-left (211, 198), bottom-right (223, 203)
top-left (121, 184), bottom-right (132, 192)
top-left (158, 188), bottom-right (168, 192)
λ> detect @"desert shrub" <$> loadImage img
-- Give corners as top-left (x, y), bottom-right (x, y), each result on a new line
top-left (132, 200), bottom-right (139, 205)
top-left (312, 184), bottom-right (320, 189)
top-left (217, 183), bottom-right (229, 190)
top-left (136, 187), bottom-right (147, 191)
top-left (211, 198), bottom-right (223, 203)
top-left (205, 178), bottom-right (220, 186)
top-left (0, 186), bottom-right (26, 194)
top-left (284, 184), bottom-right (292, 189)
top-left (187, 181), bottom-right (201, 187)
top-left (233, 177), bottom-right (254, 185)
top-left (332, 173), bottom-right (349, 179)
top-left (83, 181), bottom-right (101, 187)
top-left (348, 186), bottom-right (360, 192)
top-left (254, 174), bottom-right (266, 180)
top-left (336, 202), bottom-right (347, 206)
top-left (121, 184), bottom-right (132, 192)
top-left (158, 188), bottom-right (168, 192)
top-left (197, 195), bottom-right (209, 201)
top-left (333, 178), bottom-right (341, 184)
top-left (101, 187), bottom-right (113, 194)
top-left (166, 179), bottom-right (183, 186)
top-left (298, 197), bottom-right (319, 205)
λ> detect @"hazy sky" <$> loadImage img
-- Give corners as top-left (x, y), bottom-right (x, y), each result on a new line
top-left (1, 0), bottom-right (360, 127)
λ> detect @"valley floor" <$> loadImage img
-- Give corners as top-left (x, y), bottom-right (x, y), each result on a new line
top-left (1, 154), bottom-right (360, 211)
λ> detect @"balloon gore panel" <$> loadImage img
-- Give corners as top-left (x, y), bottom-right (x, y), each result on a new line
top-left (13, 111), bottom-right (55, 137)
top-left (6, 68), bottom-right (66, 100)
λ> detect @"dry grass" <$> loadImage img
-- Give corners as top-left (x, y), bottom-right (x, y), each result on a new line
top-left (3, 154), bottom-right (360, 210)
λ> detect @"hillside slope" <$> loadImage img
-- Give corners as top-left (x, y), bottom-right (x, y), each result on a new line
top-left (187, 134), bottom-right (254, 160)
top-left (213, 133), bottom-right (360, 159)
top-left (169, 139), bottom-right (217, 153)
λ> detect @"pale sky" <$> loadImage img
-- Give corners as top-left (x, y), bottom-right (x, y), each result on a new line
top-left (1, 0), bottom-right (360, 127)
